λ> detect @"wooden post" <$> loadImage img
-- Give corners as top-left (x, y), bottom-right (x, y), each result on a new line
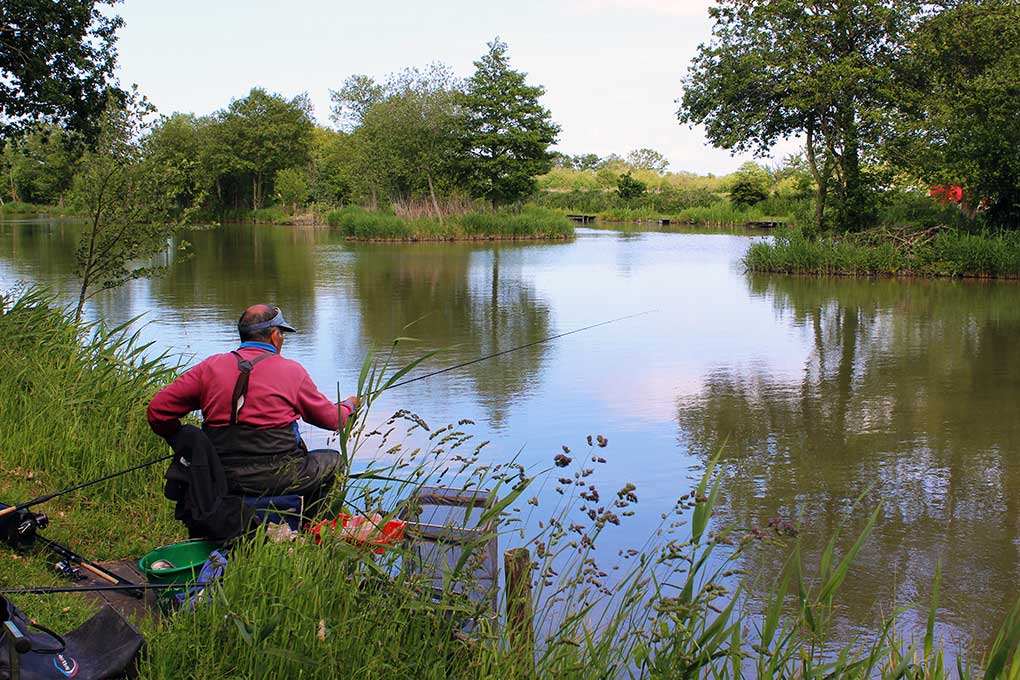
top-left (504, 547), bottom-right (534, 675)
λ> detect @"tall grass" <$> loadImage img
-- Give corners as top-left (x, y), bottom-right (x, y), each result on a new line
top-left (0, 288), bottom-right (178, 496)
top-left (746, 227), bottom-right (1020, 278)
top-left (325, 206), bottom-right (574, 240)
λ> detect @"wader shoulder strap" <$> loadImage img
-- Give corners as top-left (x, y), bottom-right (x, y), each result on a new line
top-left (229, 351), bottom-right (276, 425)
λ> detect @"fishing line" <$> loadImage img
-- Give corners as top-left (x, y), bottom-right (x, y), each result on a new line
top-left (374, 309), bottom-right (657, 394)
top-left (1, 309), bottom-right (655, 515)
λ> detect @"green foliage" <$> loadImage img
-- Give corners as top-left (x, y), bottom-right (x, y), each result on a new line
top-left (216, 88), bottom-right (315, 210)
top-left (728, 161), bottom-right (771, 207)
top-left (0, 0), bottom-right (125, 141)
top-left (456, 39), bottom-right (560, 206)
top-left (70, 92), bottom-right (201, 321)
top-left (616, 171), bottom-right (646, 200)
top-left (274, 167), bottom-right (308, 213)
top-left (326, 205), bottom-right (573, 240)
top-left (1, 125), bottom-right (78, 205)
top-left (890, 0), bottom-right (1020, 229)
top-left (334, 65), bottom-right (462, 213)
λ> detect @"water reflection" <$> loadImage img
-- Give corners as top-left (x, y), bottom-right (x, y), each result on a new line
top-left (677, 273), bottom-right (1020, 651)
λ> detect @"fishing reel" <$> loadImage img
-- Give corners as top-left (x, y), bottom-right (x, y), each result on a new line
top-left (0, 503), bottom-right (48, 550)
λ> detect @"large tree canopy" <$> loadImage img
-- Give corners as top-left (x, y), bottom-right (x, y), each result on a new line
top-left (0, 0), bottom-right (124, 141)
top-left (678, 0), bottom-right (921, 231)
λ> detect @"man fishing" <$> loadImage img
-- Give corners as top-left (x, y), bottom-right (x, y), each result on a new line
top-left (146, 304), bottom-right (358, 516)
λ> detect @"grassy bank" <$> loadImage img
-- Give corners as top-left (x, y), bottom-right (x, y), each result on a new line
top-left (326, 206), bottom-right (574, 240)
top-left (2, 293), bottom-right (1020, 677)
top-left (746, 227), bottom-right (1020, 278)
top-left (0, 201), bottom-right (73, 217)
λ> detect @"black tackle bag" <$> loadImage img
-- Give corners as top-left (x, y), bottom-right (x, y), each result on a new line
top-left (0, 596), bottom-right (144, 680)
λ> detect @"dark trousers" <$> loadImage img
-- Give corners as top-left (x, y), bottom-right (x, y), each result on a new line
top-left (219, 449), bottom-right (343, 519)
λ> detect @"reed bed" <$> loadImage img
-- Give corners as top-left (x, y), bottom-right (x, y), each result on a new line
top-left (2, 295), bottom-right (1020, 677)
top-left (325, 206), bottom-right (574, 241)
top-left (746, 227), bottom-right (1020, 278)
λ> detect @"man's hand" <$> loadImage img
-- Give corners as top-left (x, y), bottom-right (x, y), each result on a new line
top-left (344, 395), bottom-right (361, 410)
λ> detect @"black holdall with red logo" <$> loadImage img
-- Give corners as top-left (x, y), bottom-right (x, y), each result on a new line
top-left (0, 596), bottom-right (143, 680)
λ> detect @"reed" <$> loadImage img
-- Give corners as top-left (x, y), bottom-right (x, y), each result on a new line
top-left (325, 206), bottom-right (573, 240)
top-left (746, 227), bottom-right (1020, 278)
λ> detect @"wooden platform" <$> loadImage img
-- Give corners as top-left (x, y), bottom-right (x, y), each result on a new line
top-left (80, 559), bottom-right (161, 622)
top-left (565, 214), bottom-right (597, 224)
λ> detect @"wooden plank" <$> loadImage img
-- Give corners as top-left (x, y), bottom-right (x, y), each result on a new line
top-left (504, 547), bottom-right (534, 674)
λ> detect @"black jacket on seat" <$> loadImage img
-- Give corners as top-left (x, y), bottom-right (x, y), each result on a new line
top-left (163, 425), bottom-right (254, 541)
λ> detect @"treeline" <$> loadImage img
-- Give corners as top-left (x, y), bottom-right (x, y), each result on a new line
top-left (0, 39), bottom-right (560, 221)
top-left (679, 0), bottom-right (1020, 233)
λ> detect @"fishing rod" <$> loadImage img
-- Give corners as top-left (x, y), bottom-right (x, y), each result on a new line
top-left (0, 455), bottom-right (173, 520)
top-left (2, 583), bottom-right (184, 596)
top-left (374, 309), bottom-right (656, 395)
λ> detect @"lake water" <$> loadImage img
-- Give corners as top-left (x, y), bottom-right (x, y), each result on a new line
top-left (2, 217), bottom-right (1018, 657)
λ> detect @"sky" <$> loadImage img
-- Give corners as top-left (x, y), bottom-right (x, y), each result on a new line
top-left (112, 0), bottom-right (787, 176)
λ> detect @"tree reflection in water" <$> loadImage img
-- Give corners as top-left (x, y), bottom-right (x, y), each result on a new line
top-left (677, 273), bottom-right (1020, 654)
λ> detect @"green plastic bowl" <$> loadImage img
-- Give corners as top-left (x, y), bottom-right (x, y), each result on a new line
top-left (138, 540), bottom-right (219, 586)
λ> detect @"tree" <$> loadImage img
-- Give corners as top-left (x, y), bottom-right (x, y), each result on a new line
top-left (275, 167), bottom-right (308, 214)
top-left (626, 148), bottom-right (669, 174)
top-left (457, 39), bottom-right (560, 207)
top-left (217, 88), bottom-right (314, 209)
top-left (572, 153), bottom-right (601, 171)
top-left (0, 0), bottom-right (125, 141)
top-left (2, 125), bottom-right (77, 205)
top-left (616, 171), bottom-right (647, 200)
top-left (728, 161), bottom-right (771, 207)
top-left (891, 1), bottom-right (1020, 228)
top-left (678, 0), bottom-right (921, 231)
top-left (330, 66), bottom-right (462, 213)
top-left (70, 93), bottom-right (196, 321)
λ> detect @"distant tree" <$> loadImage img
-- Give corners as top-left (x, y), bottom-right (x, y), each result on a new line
top-left (626, 148), bottom-right (669, 174)
top-left (2, 125), bottom-right (78, 205)
top-left (0, 0), bottom-right (125, 141)
top-left (275, 167), bottom-right (308, 214)
top-left (331, 65), bottom-right (461, 213)
top-left (572, 153), bottom-right (601, 171)
top-left (144, 113), bottom-right (210, 215)
top-left (891, 1), bottom-right (1020, 227)
top-left (309, 127), bottom-right (354, 205)
top-left (728, 162), bottom-right (771, 206)
top-left (457, 39), bottom-right (560, 207)
top-left (678, 0), bottom-right (921, 231)
top-left (549, 151), bottom-right (573, 169)
top-left (217, 88), bottom-right (314, 209)
top-left (616, 171), bottom-right (647, 200)
top-left (329, 75), bottom-right (385, 133)
top-left (70, 92), bottom-right (197, 321)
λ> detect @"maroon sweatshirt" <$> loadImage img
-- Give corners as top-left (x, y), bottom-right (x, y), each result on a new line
top-left (147, 344), bottom-right (353, 439)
